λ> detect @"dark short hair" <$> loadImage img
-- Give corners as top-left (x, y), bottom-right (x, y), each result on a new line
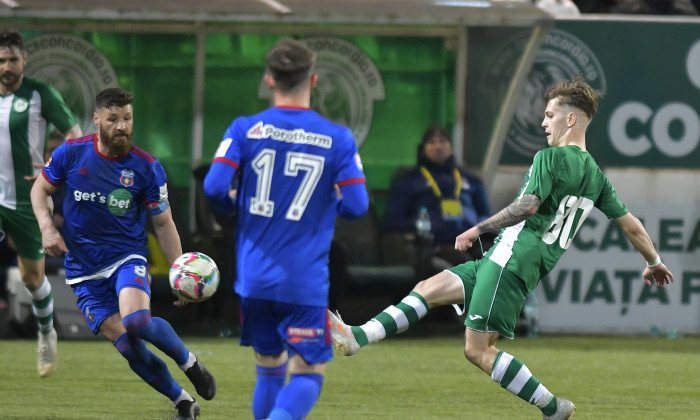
top-left (0, 30), bottom-right (25, 52)
top-left (421, 125), bottom-right (450, 146)
top-left (95, 88), bottom-right (134, 109)
top-left (417, 124), bottom-right (451, 160)
top-left (544, 75), bottom-right (600, 119)
top-left (266, 39), bottom-right (316, 92)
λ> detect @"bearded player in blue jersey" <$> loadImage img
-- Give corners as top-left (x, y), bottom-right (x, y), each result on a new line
top-left (204, 39), bottom-right (369, 420)
top-left (31, 88), bottom-right (215, 420)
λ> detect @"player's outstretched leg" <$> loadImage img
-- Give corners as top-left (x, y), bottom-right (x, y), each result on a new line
top-left (114, 332), bottom-right (200, 418)
top-left (122, 309), bottom-right (216, 400)
top-left (491, 350), bottom-right (575, 419)
top-left (329, 291), bottom-right (430, 356)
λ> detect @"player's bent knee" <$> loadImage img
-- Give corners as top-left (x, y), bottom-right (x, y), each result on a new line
top-left (122, 309), bottom-right (154, 337)
top-left (463, 340), bottom-right (490, 368)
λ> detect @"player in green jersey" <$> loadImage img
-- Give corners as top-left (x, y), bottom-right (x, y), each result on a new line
top-left (328, 77), bottom-right (674, 419)
top-left (0, 30), bottom-right (82, 377)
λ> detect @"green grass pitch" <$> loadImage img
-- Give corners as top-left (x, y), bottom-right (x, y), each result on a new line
top-left (2, 334), bottom-right (699, 419)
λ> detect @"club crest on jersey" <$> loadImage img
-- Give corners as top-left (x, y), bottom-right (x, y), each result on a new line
top-left (120, 169), bottom-right (135, 187)
top-left (13, 98), bottom-right (28, 113)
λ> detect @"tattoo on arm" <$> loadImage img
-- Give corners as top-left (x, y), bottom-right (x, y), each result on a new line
top-left (476, 194), bottom-right (540, 233)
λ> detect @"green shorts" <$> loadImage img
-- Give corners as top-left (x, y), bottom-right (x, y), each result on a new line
top-left (448, 258), bottom-right (528, 339)
top-left (0, 204), bottom-right (45, 260)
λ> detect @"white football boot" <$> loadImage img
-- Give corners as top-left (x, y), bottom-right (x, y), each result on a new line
top-left (328, 310), bottom-right (361, 356)
top-left (543, 398), bottom-right (576, 420)
top-left (38, 327), bottom-right (57, 377)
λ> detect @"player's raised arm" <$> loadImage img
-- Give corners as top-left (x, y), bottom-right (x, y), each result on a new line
top-left (615, 212), bottom-right (674, 287)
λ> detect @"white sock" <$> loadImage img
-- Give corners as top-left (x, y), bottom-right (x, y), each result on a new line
top-left (535, 389), bottom-right (555, 409)
top-left (28, 276), bottom-right (54, 333)
top-left (361, 319), bottom-right (387, 344)
top-left (179, 351), bottom-right (196, 371)
top-left (28, 275), bottom-right (51, 299)
top-left (359, 293), bottom-right (429, 344)
top-left (174, 389), bottom-right (194, 405)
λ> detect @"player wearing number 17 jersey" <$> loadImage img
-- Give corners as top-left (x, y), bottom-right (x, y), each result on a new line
top-left (327, 77), bottom-right (674, 420)
top-left (203, 39), bottom-right (368, 420)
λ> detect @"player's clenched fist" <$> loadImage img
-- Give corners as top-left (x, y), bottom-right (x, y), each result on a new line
top-left (455, 226), bottom-right (480, 252)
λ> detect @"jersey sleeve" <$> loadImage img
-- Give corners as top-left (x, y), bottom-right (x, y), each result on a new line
top-left (203, 119), bottom-right (243, 215)
top-left (595, 176), bottom-right (629, 219)
top-left (41, 142), bottom-right (68, 186)
top-left (144, 160), bottom-right (170, 216)
top-left (38, 83), bottom-right (78, 135)
top-left (334, 127), bottom-right (366, 187)
top-left (521, 149), bottom-right (555, 201)
top-left (333, 127), bottom-right (368, 218)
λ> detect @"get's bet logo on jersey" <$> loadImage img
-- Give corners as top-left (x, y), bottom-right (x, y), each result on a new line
top-left (72, 167), bottom-right (136, 216)
top-left (73, 188), bottom-right (134, 217)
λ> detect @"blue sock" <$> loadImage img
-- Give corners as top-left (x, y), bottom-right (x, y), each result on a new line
top-left (253, 363), bottom-right (287, 420)
top-left (123, 309), bottom-right (189, 365)
top-left (114, 332), bottom-right (182, 401)
top-left (268, 373), bottom-right (324, 420)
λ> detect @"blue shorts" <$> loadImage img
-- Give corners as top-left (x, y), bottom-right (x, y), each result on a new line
top-left (239, 297), bottom-right (333, 365)
top-left (71, 259), bottom-right (152, 334)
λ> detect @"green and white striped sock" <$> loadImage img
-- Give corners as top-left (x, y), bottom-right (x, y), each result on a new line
top-left (29, 276), bottom-right (54, 335)
top-left (491, 351), bottom-right (557, 416)
top-left (351, 291), bottom-right (429, 347)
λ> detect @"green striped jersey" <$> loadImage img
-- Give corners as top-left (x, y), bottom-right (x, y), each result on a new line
top-left (486, 145), bottom-right (629, 290)
top-left (0, 76), bottom-right (77, 210)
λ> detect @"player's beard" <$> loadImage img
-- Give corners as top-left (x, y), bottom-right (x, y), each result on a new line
top-left (99, 125), bottom-right (132, 157)
top-left (0, 70), bottom-right (21, 90)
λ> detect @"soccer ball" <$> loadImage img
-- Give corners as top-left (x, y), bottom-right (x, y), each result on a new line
top-left (169, 252), bottom-right (220, 303)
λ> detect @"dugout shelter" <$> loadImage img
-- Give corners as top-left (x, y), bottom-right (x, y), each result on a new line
top-left (1, 0), bottom-right (554, 226)
top-left (1, 0), bottom-right (553, 334)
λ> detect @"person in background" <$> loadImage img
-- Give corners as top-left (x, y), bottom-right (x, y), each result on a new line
top-left (329, 77), bottom-right (674, 419)
top-left (0, 29), bottom-right (82, 377)
top-left (203, 39), bottom-right (369, 420)
top-left (31, 88), bottom-right (215, 420)
top-left (384, 125), bottom-right (493, 271)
